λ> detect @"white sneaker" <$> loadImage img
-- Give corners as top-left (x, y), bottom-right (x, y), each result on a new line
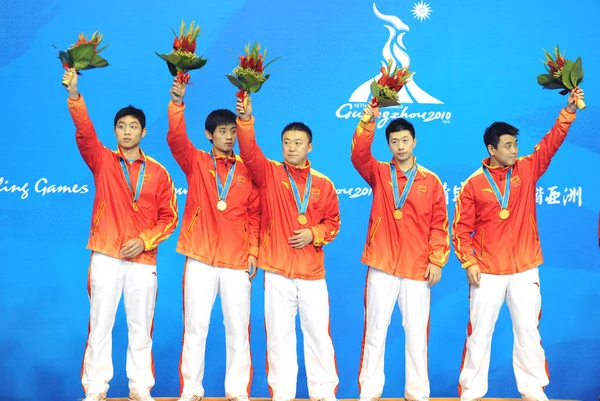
top-left (84, 393), bottom-right (107, 401)
top-left (318, 397), bottom-right (338, 401)
top-left (128, 394), bottom-right (156, 401)
top-left (229, 396), bottom-right (250, 401)
top-left (179, 396), bottom-right (203, 401)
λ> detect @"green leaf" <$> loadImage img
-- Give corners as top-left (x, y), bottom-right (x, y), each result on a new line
top-left (559, 89), bottom-right (569, 95)
top-left (89, 54), bottom-right (109, 68)
top-left (263, 55), bottom-right (281, 70)
top-left (370, 80), bottom-right (380, 97)
top-left (561, 60), bottom-right (574, 89)
top-left (68, 44), bottom-right (95, 70)
top-left (155, 52), bottom-right (182, 66)
top-left (167, 62), bottom-right (178, 76)
top-left (378, 97), bottom-right (400, 108)
top-left (95, 44), bottom-right (109, 54)
top-left (570, 57), bottom-right (583, 88)
top-left (543, 82), bottom-right (565, 90)
top-left (537, 74), bottom-right (555, 86)
top-left (226, 74), bottom-right (243, 89)
top-left (179, 56), bottom-right (207, 71)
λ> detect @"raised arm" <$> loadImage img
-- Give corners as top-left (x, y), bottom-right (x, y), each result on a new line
top-left (167, 80), bottom-right (197, 175)
top-left (235, 95), bottom-right (270, 188)
top-left (524, 89), bottom-right (583, 180)
top-left (64, 68), bottom-right (105, 172)
top-left (350, 105), bottom-right (380, 186)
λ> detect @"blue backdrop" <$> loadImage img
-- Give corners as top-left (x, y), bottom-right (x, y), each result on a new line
top-left (0, 0), bottom-right (599, 400)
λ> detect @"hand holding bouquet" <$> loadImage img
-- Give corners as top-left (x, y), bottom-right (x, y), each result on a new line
top-left (55, 31), bottom-right (109, 86)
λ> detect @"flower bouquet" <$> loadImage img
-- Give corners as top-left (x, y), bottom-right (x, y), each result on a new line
top-left (55, 31), bottom-right (109, 86)
top-left (362, 59), bottom-right (413, 122)
top-left (537, 46), bottom-right (585, 110)
top-left (155, 20), bottom-right (207, 84)
top-left (226, 42), bottom-right (279, 111)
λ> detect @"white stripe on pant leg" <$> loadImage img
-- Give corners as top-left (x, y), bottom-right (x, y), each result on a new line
top-left (219, 267), bottom-right (252, 398)
top-left (506, 268), bottom-right (549, 400)
top-left (358, 268), bottom-right (401, 400)
top-left (82, 252), bottom-right (125, 395)
top-left (398, 278), bottom-right (431, 400)
top-left (123, 260), bottom-right (158, 395)
top-left (179, 259), bottom-right (220, 397)
top-left (264, 271), bottom-right (299, 400)
top-left (459, 273), bottom-right (509, 400)
top-left (297, 278), bottom-right (339, 401)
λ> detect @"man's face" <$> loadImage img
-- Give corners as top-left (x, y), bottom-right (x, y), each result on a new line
top-left (388, 130), bottom-right (416, 164)
top-left (489, 134), bottom-right (518, 166)
top-left (114, 115), bottom-right (146, 151)
top-left (206, 123), bottom-right (237, 155)
top-left (282, 130), bottom-right (312, 167)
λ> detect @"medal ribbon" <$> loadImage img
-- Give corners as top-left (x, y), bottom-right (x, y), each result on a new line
top-left (211, 150), bottom-right (237, 202)
top-left (284, 164), bottom-right (312, 215)
top-left (482, 166), bottom-right (511, 210)
top-left (119, 158), bottom-right (146, 205)
top-left (390, 161), bottom-right (418, 210)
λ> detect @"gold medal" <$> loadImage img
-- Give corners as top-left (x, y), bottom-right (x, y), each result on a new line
top-left (393, 209), bottom-right (403, 220)
top-left (298, 214), bottom-right (307, 225)
top-left (499, 208), bottom-right (510, 220)
top-left (217, 200), bottom-right (227, 211)
top-left (133, 202), bottom-right (139, 212)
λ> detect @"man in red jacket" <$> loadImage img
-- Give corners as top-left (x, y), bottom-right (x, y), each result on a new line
top-left (453, 88), bottom-right (584, 401)
top-left (351, 105), bottom-right (449, 401)
top-left (236, 96), bottom-right (340, 401)
top-left (167, 80), bottom-right (260, 401)
top-left (64, 69), bottom-right (178, 401)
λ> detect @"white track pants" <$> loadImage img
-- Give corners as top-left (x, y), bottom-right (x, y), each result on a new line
top-left (358, 268), bottom-right (431, 400)
top-left (179, 258), bottom-right (252, 398)
top-left (81, 252), bottom-right (157, 396)
top-left (264, 271), bottom-right (339, 401)
top-left (459, 268), bottom-right (549, 401)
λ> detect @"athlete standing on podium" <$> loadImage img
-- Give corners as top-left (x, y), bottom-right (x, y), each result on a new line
top-left (453, 88), bottom-right (584, 400)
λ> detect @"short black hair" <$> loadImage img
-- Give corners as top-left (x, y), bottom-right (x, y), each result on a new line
top-left (484, 122), bottom-right (519, 150)
top-left (205, 109), bottom-right (237, 134)
top-left (281, 122), bottom-right (313, 144)
top-left (385, 118), bottom-right (415, 142)
top-left (114, 106), bottom-right (146, 129)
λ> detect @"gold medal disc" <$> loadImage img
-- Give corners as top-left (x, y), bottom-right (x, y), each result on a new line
top-left (217, 200), bottom-right (228, 211)
top-left (298, 214), bottom-right (307, 225)
top-left (499, 208), bottom-right (510, 220)
top-left (393, 209), bottom-right (403, 220)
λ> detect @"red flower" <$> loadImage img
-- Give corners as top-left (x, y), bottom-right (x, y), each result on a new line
top-left (173, 37), bottom-right (181, 50)
top-left (177, 71), bottom-right (190, 84)
top-left (557, 57), bottom-right (565, 68)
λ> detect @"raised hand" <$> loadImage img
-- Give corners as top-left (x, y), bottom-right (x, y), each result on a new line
top-left (567, 87), bottom-right (584, 113)
top-left (63, 68), bottom-right (79, 100)
top-left (170, 78), bottom-right (186, 106)
top-left (236, 93), bottom-right (253, 121)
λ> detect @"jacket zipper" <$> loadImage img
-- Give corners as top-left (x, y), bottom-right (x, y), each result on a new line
top-left (92, 201), bottom-right (106, 235)
top-left (368, 217), bottom-right (382, 245)
top-left (261, 220), bottom-right (274, 249)
top-left (186, 207), bottom-right (200, 236)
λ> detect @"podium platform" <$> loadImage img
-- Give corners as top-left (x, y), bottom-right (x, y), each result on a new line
top-left (105, 398), bottom-right (579, 401)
